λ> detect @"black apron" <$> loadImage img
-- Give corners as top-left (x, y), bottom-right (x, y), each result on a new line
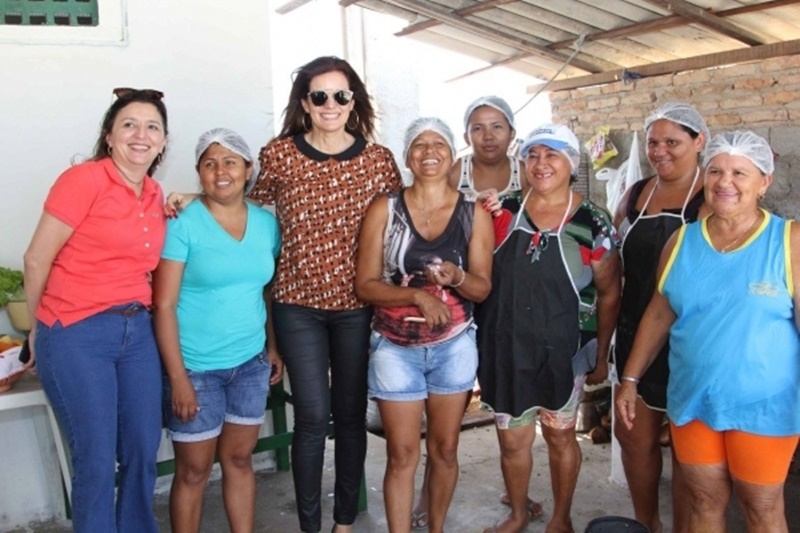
top-left (478, 194), bottom-right (584, 416)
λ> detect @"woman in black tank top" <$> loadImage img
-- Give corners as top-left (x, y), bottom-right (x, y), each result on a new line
top-left (612, 102), bottom-right (709, 533)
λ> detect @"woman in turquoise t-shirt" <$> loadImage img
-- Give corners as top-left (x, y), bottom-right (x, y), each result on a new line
top-left (617, 131), bottom-right (800, 532)
top-left (153, 128), bottom-right (282, 532)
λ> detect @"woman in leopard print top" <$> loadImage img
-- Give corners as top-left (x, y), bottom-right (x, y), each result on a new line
top-left (251, 56), bottom-right (402, 533)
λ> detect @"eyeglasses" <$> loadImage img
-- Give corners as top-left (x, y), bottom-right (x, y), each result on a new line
top-left (113, 87), bottom-right (165, 100)
top-left (306, 89), bottom-right (354, 107)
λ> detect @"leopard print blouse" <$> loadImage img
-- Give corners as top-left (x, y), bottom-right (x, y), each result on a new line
top-left (252, 134), bottom-right (402, 311)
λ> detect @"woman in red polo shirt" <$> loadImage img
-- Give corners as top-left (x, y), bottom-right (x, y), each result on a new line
top-left (23, 88), bottom-right (168, 533)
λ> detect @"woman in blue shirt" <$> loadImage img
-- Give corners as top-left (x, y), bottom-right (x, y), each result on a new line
top-left (153, 128), bottom-right (282, 532)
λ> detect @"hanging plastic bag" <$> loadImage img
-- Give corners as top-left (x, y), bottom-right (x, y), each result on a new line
top-left (603, 131), bottom-right (644, 214)
top-left (586, 126), bottom-right (619, 170)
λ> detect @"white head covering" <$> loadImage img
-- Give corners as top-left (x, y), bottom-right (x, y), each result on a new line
top-left (645, 102), bottom-right (710, 153)
top-left (463, 95), bottom-right (515, 131)
top-left (402, 117), bottom-right (457, 165)
top-left (704, 130), bottom-right (775, 175)
top-left (195, 128), bottom-right (259, 192)
top-left (519, 123), bottom-right (581, 172)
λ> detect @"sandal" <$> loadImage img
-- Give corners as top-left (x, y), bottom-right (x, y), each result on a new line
top-left (411, 511), bottom-right (429, 530)
top-left (499, 492), bottom-right (543, 519)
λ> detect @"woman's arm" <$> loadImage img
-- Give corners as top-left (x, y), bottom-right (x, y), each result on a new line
top-left (151, 259), bottom-right (198, 423)
top-left (355, 196), bottom-right (451, 326)
top-left (461, 204), bottom-right (493, 302)
top-left (264, 284), bottom-right (284, 385)
top-left (615, 232), bottom-right (679, 429)
top-left (586, 249), bottom-right (621, 385)
top-left (23, 212), bottom-right (74, 366)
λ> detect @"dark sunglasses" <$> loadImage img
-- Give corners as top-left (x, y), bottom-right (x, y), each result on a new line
top-left (307, 89), bottom-right (354, 107)
top-left (113, 87), bottom-right (165, 100)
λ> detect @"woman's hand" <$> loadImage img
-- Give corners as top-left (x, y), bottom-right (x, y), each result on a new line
top-left (268, 349), bottom-right (284, 385)
top-left (164, 192), bottom-right (199, 217)
top-left (23, 327), bottom-right (36, 369)
top-left (425, 261), bottom-right (463, 287)
top-left (478, 188), bottom-right (502, 218)
top-left (170, 374), bottom-right (199, 423)
top-left (413, 289), bottom-right (451, 327)
top-left (615, 381), bottom-right (639, 431)
top-left (585, 357), bottom-right (608, 386)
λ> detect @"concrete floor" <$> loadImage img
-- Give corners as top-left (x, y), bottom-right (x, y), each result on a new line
top-left (17, 423), bottom-right (800, 532)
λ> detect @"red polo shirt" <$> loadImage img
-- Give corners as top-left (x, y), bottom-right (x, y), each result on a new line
top-left (37, 158), bottom-right (166, 327)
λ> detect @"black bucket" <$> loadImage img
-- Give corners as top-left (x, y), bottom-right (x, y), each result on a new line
top-left (584, 516), bottom-right (650, 532)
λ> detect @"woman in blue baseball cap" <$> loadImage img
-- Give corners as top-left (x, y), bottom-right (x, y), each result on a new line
top-left (478, 124), bottom-right (621, 533)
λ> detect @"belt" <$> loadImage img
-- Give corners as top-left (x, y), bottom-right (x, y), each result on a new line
top-left (102, 304), bottom-right (150, 317)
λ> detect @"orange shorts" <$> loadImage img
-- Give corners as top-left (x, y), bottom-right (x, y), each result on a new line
top-left (670, 419), bottom-right (799, 485)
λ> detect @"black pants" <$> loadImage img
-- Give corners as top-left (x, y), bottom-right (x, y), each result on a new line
top-left (272, 302), bottom-right (372, 533)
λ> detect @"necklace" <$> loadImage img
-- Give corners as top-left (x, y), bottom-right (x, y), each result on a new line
top-left (112, 160), bottom-right (145, 186)
top-left (411, 191), bottom-right (447, 229)
top-left (713, 212), bottom-right (760, 253)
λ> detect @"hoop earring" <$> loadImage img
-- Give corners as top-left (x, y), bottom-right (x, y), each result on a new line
top-left (303, 114), bottom-right (312, 132)
top-left (346, 111), bottom-right (360, 131)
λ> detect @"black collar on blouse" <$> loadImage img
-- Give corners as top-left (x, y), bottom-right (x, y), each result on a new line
top-left (293, 133), bottom-right (367, 162)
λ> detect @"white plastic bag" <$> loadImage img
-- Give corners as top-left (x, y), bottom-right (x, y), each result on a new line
top-left (603, 132), bottom-right (644, 214)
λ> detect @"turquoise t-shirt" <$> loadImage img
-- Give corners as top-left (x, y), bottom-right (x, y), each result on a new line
top-left (161, 201), bottom-right (280, 371)
top-left (661, 212), bottom-right (800, 436)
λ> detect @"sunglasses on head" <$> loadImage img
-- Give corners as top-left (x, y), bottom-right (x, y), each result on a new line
top-left (306, 89), bottom-right (354, 107)
top-left (113, 87), bottom-right (165, 100)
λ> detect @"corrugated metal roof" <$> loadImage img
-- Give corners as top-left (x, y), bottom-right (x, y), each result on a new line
top-left (338, 0), bottom-right (800, 91)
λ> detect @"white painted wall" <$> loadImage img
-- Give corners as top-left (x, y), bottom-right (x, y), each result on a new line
top-left (0, 1), bottom-right (274, 527)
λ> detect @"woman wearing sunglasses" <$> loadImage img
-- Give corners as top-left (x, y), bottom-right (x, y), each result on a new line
top-left (254, 56), bottom-right (403, 533)
top-left (23, 88), bottom-right (168, 533)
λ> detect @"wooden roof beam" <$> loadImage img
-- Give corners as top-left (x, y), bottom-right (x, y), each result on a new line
top-left (393, 0), bottom-right (519, 37)
top-left (644, 0), bottom-right (764, 46)
top-left (532, 38), bottom-right (800, 93)
top-left (369, 0), bottom-right (606, 73)
top-left (549, 0), bottom-right (800, 49)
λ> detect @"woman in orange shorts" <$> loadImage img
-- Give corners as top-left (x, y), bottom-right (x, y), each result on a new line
top-left (617, 131), bottom-right (800, 532)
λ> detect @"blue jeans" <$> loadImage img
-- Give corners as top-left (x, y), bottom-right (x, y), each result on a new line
top-left (272, 302), bottom-right (372, 532)
top-left (36, 304), bottom-right (162, 533)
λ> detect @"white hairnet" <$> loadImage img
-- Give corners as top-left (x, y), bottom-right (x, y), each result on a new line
top-left (195, 128), bottom-right (259, 192)
top-left (644, 102), bottom-right (710, 149)
top-left (402, 117), bottom-right (457, 165)
top-left (704, 130), bottom-right (775, 175)
top-left (463, 95), bottom-right (515, 131)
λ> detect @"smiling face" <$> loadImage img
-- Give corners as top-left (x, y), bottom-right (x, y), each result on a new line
top-left (105, 102), bottom-right (167, 172)
top-left (300, 70), bottom-right (354, 134)
top-left (524, 144), bottom-right (572, 195)
top-left (704, 153), bottom-right (771, 218)
top-left (407, 130), bottom-right (453, 180)
top-left (465, 105), bottom-right (515, 164)
top-left (197, 143), bottom-right (251, 205)
top-left (646, 119), bottom-right (704, 182)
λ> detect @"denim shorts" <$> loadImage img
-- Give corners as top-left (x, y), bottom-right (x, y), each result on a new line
top-left (164, 352), bottom-right (271, 442)
top-left (368, 324), bottom-right (478, 401)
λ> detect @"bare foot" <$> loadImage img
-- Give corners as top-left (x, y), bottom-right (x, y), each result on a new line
top-left (499, 492), bottom-right (543, 518)
top-left (483, 512), bottom-right (531, 533)
top-left (544, 519), bottom-right (574, 533)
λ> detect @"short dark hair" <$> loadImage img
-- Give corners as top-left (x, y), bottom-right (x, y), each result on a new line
top-left (92, 91), bottom-right (169, 177)
top-left (278, 56), bottom-right (375, 140)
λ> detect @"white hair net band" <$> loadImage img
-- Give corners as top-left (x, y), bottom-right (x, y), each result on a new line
top-left (195, 127), bottom-right (259, 193)
top-left (644, 102), bottom-right (710, 151)
top-left (402, 117), bottom-right (457, 165)
top-left (463, 95), bottom-right (515, 130)
top-left (704, 130), bottom-right (774, 175)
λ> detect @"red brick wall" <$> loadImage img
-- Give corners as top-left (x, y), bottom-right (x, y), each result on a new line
top-left (549, 55), bottom-right (800, 218)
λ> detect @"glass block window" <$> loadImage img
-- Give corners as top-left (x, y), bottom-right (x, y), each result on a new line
top-left (1, 0), bottom-right (99, 27)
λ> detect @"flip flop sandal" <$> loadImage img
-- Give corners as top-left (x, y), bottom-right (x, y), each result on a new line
top-left (411, 511), bottom-right (429, 530)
